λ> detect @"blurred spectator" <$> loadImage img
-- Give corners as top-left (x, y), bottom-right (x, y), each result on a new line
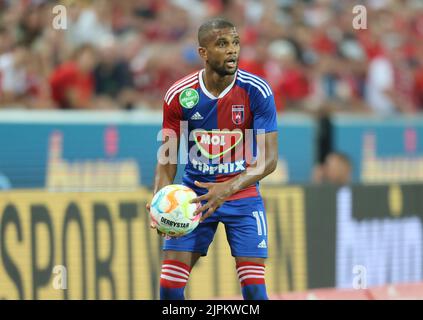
top-left (266, 39), bottom-right (310, 112)
top-left (0, 44), bottom-right (31, 106)
top-left (312, 151), bottom-right (352, 185)
top-left (413, 42), bottom-right (423, 111)
top-left (26, 50), bottom-right (56, 109)
top-left (17, 2), bottom-right (47, 46)
top-left (93, 37), bottom-right (137, 109)
top-left (365, 53), bottom-right (396, 115)
top-left (0, 27), bottom-right (13, 55)
top-left (67, 0), bottom-right (114, 47)
top-left (49, 44), bottom-right (97, 109)
top-left (415, 64), bottom-right (423, 111)
top-left (238, 39), bottom-right (267, 78)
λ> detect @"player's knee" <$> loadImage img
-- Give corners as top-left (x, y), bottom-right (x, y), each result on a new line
top-left (163, 250), bottom-right (200, 267)
top-left (235, 256), bottom-right (266, 265)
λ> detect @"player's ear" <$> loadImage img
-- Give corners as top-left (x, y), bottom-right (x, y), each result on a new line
top-left (198, 47), bottom-right (207, 61)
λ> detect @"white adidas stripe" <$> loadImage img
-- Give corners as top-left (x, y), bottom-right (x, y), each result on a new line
top-left (239, 74), bottom-right (272, 96)
top-left (164, 73), bottom-right (198, 101)
top-left (165, 73), bottom-right (198, 102)
top-left (162, 268), bottom-right (189, 279)
top-left (237, 269), bottom-right (265, 277)
top-left (238, 74), bottom-right (271, 97)
top-left (166, 80), bottom-right (198, 105)
top-left (160, 274), bottom-right (188, 282)
top-left (237, 77), bottom-right (267, 98)
top-left (236, 265), bottom-right (265, 272)
top-left (239, 275), bottom-right (265, 282)
top-left (162, 264), bottom-right (190, 276)
top-left (239, 70), bottom-right (272, 95)
top-left (239, 70), bottom-right (272, 91)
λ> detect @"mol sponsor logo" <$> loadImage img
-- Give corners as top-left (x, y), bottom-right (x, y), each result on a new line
top-left (193, 130), bottom-right (243, 159)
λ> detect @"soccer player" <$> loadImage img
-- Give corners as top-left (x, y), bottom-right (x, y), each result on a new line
top-left (147, 18), bottom-right (278, 300)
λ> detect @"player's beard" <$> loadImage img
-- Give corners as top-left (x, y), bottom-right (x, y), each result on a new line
top-left (208, 58), bottom-right (238, 77)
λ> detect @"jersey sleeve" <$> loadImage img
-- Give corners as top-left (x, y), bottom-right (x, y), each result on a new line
top-left (251, 86), bottom-right (278, 134)
top-left (162, 98), bottom-right (183, 139)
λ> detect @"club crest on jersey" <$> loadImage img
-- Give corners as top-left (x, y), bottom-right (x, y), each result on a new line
top-left (232, 105), bottom-right (244, 125)
top-left (193, 130), bottom-right (243, 159)
top-left (179, 88), bottom-right (199, 109)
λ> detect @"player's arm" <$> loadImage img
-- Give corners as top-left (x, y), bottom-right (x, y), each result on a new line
top-left (191, 132), bottom-right (278, 221)
top-left (153, 135), bottom-right (179, 194)
top-left (152, 96), bottom-right (182, 195)
top-left (147, 97), bottom-right (182, 232)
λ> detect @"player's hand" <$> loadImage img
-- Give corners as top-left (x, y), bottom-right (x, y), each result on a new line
top-left (147, 202), bottom-right (177, 239)
top-left (147, 202), bottom-right (169, 238)
top-left (190, 180), bottom-right (232, 222)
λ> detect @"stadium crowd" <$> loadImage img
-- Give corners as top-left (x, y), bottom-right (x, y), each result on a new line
top-left (0, 0), bottom-right (422, 114)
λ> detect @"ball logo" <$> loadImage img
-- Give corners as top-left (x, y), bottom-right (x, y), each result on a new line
top-left (179, 88), bottom-right (199, 109)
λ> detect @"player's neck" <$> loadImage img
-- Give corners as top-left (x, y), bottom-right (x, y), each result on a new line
top-left (202, 67), bottom-right (236, 97)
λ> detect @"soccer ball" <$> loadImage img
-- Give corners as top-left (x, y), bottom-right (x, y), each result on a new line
top-left (149, 184), bottom-right (201, 237)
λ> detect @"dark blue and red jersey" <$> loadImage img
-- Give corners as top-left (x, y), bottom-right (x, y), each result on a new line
top-left (162, 69), bottom-right (277, 200)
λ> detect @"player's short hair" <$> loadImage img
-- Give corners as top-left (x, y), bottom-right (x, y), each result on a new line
top-left (198, 18), bottom-right (235, 47)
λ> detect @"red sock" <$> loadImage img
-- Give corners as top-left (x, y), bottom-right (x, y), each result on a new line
top-left (160, 259), bottom-right (191, 289)
top-left (236, 261), bottom-right (266, 287)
